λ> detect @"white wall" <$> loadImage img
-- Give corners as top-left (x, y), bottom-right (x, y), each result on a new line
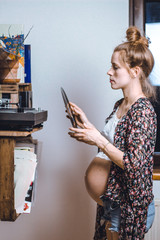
top-left (0, 1), bottom-right (128, 240)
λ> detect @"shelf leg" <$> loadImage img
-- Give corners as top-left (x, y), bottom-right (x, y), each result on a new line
top-left (0, 138), bottom-right (17, 221)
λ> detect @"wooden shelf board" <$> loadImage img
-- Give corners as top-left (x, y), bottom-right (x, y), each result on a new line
top-left (0, 127), bottom-right (43, 137)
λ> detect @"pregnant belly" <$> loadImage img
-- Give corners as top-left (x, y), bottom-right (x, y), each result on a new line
top-left (85, 157), bottom-right (111, 205)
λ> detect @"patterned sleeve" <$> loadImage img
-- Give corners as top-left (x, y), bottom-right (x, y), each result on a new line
top-left (123, 106), bottom-right (157, 206)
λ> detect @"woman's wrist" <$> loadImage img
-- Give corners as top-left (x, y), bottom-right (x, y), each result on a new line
top-left (96, 134), bottom-right (110, 150)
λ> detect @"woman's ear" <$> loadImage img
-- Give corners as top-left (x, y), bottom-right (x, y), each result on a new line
top-left (130, 66), bottom-right (141, 78)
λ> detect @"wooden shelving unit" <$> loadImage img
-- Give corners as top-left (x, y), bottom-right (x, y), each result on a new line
top-left (0, 128), bottom-right (42, 221)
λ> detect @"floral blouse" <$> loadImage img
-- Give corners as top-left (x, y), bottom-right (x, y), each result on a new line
top-left (94, 98), bottom-right (157, 240)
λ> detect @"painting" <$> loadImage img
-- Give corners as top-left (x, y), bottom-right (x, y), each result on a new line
top-left (0, 24), bottom-right (24, 83)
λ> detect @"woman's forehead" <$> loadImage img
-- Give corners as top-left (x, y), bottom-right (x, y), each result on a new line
top-left (111, 51), bottom-right (121, 64)
top-left (111, 51), bottom-right (130, 70)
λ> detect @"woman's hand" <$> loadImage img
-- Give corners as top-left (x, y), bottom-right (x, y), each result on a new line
top-left (68, 103), bottom-right (124, 169)
top-left (68, 102), bottom-right (91, 128)
top-left (68, 102), bottom-right (102, 146)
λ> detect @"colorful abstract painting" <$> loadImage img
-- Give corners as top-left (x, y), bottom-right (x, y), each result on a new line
top-left (0, 24), bottom-right (24, 83)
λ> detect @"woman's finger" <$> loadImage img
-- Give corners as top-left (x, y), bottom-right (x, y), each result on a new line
top-left (69, 102), bottom-right (84, 114)
top-left (69, 127), bottom-right (85, 132)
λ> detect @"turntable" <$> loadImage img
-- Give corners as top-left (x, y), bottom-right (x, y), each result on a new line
top-left (0, 105), bottom-right (48, 131)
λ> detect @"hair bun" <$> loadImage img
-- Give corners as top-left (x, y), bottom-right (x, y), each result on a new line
top-left (126, 26), bottom-right (149, 47)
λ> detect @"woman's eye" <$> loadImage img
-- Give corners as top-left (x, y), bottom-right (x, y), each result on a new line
top-left (113, 65), bottom-right (119, 70)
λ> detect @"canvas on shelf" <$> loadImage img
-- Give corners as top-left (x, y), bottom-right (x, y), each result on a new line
top-left (0, 24), bottom-right (24, 83)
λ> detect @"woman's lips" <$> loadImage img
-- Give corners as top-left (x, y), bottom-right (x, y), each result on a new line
top-left (110, 79), bottom-right (115, 83)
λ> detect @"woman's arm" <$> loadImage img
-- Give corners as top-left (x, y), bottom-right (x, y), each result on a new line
top-left (68, 102), bottom-right (124, 169)
top-left (97, 137), bottom-right (124, 169)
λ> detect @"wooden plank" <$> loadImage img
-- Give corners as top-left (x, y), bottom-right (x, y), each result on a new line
top-left (0, 91), bottom-right (18, 94)
top-left (0, 79), bottom-right (20, 84)
top-left (0, 127), bottom-right (43, 137)
top-left (0, 84), bottom-right (18, 93)
top-left (153, 169), bottom-right (160, 180)
top-left (129, 0), bottom-right (145, 33)
top-left (10, 94), bottom-right (19, 108)
top-left (0, 138), bottom-right (17, 221)
top-left (153, 153), bottom-right (160, 168)
top-left (0, 84), bottom-right (18, 89)
top-left (129, 0), bottom-right (134, 26)
top-left (134, 0), bottom-right (145, 33)
top-left (0, 83), bottom-right (18, 87)
top-left (153, 153), bottom-right (160, 180)
top-left (18, 83), bottom-right (32, 92)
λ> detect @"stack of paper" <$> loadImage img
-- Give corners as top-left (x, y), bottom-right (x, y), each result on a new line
top-left (14, 147), bottom-right (37, 214)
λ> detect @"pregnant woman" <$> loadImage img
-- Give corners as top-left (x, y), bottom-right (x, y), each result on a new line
top-left (68, 26), bottom-right (157, 240)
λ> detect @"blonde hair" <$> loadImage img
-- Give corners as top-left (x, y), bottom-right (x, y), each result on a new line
top-left (114, 26), bottom-right (156, 99)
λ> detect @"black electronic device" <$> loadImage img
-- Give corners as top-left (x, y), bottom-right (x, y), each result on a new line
top-left (61, 87), bottom-right (77, 128)
top-left (0, 107), bottom-right (48, 131)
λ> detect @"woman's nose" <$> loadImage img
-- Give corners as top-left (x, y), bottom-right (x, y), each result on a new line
top-left (107, 68), bottom-right (112, 76)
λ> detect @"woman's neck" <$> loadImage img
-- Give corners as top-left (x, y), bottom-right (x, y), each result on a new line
top-left (116, 85), bottom-right (146, 120)
top-left (122, 84), bottom-right (145, 107)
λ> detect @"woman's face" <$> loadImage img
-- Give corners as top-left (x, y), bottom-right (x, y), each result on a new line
top-left (107, 51), bottom-right (132, 90)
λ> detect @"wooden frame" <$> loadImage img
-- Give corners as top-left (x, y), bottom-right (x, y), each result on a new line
top-left (129, 0), bottom-right (160, 179)
top-left (129, 0), bottom-right (145, 32)
top-left (129, 0), bottom-right (160, 32)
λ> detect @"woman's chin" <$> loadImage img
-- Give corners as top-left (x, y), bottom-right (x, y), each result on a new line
top-left (111, 85), bottom-right (120, 90)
